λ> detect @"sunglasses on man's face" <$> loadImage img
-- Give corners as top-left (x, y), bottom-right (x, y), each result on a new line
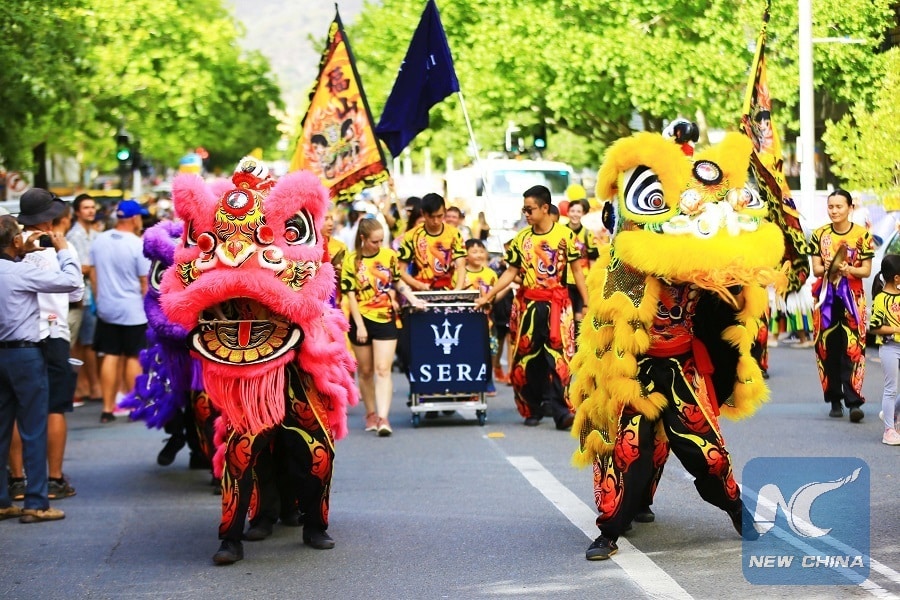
top-left (522, 206), bottom-right (537, 215)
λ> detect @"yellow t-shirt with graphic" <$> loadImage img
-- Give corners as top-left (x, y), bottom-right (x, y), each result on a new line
top-left (397, 223), bottom-right (466, 288)
top-left (452, 266), bottom-right (498, 295)
top-left (565, 224), bottom-right (599, 285)
top-left (340, 247), bottom-right (400, 323)
top-left (506, 223), bottom-right (580, 289)
top-left (808, 223), bottom-right (874, 268)
top-left (869, 290), bottom-right (900, 345)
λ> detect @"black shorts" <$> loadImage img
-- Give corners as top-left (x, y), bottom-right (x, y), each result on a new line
top-left (93, 319), bottom-right (147, 357)
top-left (349, 316), bottom-right (398, 346)
top-left (44, 337), bottom-right (75, 414)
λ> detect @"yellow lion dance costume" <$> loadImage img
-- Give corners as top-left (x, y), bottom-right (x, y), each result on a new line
top-left (571, 132), bottom-right (785, 560)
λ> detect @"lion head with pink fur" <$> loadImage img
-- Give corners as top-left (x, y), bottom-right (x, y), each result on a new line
top-left (161, 158), bottom-right (356, 439)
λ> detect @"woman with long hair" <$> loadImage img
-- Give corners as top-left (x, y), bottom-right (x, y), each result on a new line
top-left (809, 189), bottom-right (874, 422)
top-left (341, 218), bottom-right (423, 436)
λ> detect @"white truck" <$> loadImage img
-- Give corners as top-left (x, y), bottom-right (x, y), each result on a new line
top-left (444, 158), bottom-right (574, 253)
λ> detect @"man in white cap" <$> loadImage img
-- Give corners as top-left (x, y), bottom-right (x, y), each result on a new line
top-left (89, 199), bottom-right (151, 423)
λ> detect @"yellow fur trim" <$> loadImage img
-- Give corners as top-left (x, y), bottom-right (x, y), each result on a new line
top-left (693, 134), bottom-right (751, 189)
top-left (615, 222), bottom-right (785, 289)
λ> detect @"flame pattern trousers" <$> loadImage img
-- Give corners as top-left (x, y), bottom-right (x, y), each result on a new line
top-left (218, 364), bottom-right (334, 542)
top-left (592, 355), bottom-right (741, 540)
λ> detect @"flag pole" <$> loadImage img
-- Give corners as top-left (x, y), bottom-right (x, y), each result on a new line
top-left (455, 90), bottom-right (492, 201)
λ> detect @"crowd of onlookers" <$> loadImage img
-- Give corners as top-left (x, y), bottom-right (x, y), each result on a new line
top-left (1, 189), bottom-right (151, 523)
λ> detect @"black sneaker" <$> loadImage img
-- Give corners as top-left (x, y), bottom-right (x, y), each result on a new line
top-left (48, 477), bottom-right (76, 500)
top-left (849, 406), bottom-right (864, 423)
top-left (8, 478), bottom-right (25, 501)
top-left (828, 402), bottom-right (844, 418)
top-left (212, 539), bottom-right (244, 565)
top-left (634, 507), bottom-right (655, 523)
top-left (280, 510), bottom-right (302, 527)
top-left (586, 535), bottom-right (618, 560)
top-left (555, 413), bottom-right (575, 431)
top-left (728, 502), bottom-right (759, 541)
top-left (303, 526), bottom-right (335, 549)
top-left (523, 417), bottom-right (541, 427)
top-left (157, 435), bottom-right (186, 466)
top-left (243, 517), bottom-right (274, 541)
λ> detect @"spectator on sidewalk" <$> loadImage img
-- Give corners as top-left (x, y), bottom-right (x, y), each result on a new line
top-left (67, 194), bottom-right (101, 405)
top-left (8, 196), bottom-right (83, 502)
top-left (89, 200), bottom-right (151, 424)
top-left (0, 212), bottom-right (82, 523)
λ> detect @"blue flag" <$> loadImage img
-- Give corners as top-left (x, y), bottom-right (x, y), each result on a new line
top-left (375, 0), bottom-right (460, 157)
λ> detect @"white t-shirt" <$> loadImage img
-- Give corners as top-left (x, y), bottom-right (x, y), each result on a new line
top-left (90, 229), bottom-right (151, 326)
top-left (21, 238), bottom-right (85, 341)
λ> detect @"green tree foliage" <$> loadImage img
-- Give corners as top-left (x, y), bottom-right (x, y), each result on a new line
top-left (823, 49), bottom-right (900, 198)
top-left (344, 0), bottom-right (893, 172)
top-left (0, 1), bottom-right (89, 167)
top-left (0, 0), bottom-right (283, 174)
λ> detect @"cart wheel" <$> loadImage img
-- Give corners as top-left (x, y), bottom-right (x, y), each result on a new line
top-left (477, 411), bottom-right (486, 426)
top-left (411, 413), bottom-right (421, 428)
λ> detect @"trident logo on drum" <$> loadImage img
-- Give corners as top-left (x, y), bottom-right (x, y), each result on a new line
top-left (431, 319), bottom-right (462, 354)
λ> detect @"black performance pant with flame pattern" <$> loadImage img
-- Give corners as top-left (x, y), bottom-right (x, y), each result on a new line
top-left (592, 355), bottom-right (741, 539)
top-left (219, 364), bottom-right (334, 542)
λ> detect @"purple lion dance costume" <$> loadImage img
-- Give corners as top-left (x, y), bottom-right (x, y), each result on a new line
top-left (121, 220), bottom-right (195, 427)
top-left (121, 220), bottom-right (218, 470)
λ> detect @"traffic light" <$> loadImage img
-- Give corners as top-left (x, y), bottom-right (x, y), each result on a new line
top-left (532, 123), bottom-right (547, 151)
top-left (116, 133), bottom-right (131, 163)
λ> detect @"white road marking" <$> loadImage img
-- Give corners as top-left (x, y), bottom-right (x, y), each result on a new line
top-left (507, 455), bottom-right (695, 600)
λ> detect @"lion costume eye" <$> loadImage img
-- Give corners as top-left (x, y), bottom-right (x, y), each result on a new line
top-left (184, 221), bottom-right (198, 248)
top-left (726, 186), bottom-right (765, 211)
top-left (284, 210), bottom-right (316, 246)
top-left (623, 166), bottom-right (668, 216)
top-left (148, 260), bottom-right (166, 291)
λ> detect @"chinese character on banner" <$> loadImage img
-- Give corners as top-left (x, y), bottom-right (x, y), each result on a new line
top-left (290, 8), bottom-right (389, 204)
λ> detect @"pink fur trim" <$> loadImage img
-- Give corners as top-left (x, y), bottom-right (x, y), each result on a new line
top-left (201, 355), bottom-right (292, 434)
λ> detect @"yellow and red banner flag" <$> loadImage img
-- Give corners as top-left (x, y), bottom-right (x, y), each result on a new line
top-left (741, 0), bottom-right (809, 294)
top-left (291, 8), bottom-right (389, 203)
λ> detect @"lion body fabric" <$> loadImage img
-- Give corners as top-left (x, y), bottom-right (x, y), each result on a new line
top-left (160, 159), bottom-right (356, 552)
top-left (569, 132), bottom-right (785, 538)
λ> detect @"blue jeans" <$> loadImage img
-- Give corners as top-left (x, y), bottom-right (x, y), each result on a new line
top-left (0, 346), bottom-right (50, 510)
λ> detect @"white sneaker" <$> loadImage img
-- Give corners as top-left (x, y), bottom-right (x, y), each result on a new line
top-left (882, 428), bottom-right (900, 446)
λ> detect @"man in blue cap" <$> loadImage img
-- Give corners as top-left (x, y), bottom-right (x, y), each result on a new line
top-left (89, 199), bottom-right (151, 423)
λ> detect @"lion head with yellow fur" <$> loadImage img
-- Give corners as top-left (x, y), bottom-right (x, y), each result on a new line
top-left (569, 132), bottom-right (786, 467)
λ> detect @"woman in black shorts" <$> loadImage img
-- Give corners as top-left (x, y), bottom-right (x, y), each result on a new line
top-left (340, 219), bottom-right (424, 436)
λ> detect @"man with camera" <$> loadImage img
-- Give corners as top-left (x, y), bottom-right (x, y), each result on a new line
top-left (0, 207), bottom-right (83, 523)
top-left (7, 189), bottom-right (84, 505)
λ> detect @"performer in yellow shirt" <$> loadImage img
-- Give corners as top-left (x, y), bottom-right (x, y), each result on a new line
top-left (341, 218), bottom-right (423, 436)
top-left (397, 193), bottom-right (466, 291)
top-left (809, 189), bottom-right (873, 422)
top-left (476, 185), bottom-right (587, 430)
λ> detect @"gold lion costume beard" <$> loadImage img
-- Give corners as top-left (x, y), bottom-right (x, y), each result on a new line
top-left (570, 132), bottom-right (786, 545)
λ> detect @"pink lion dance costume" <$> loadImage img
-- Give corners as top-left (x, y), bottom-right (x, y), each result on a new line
top-left (161, 158), bottom-right (356, 564)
